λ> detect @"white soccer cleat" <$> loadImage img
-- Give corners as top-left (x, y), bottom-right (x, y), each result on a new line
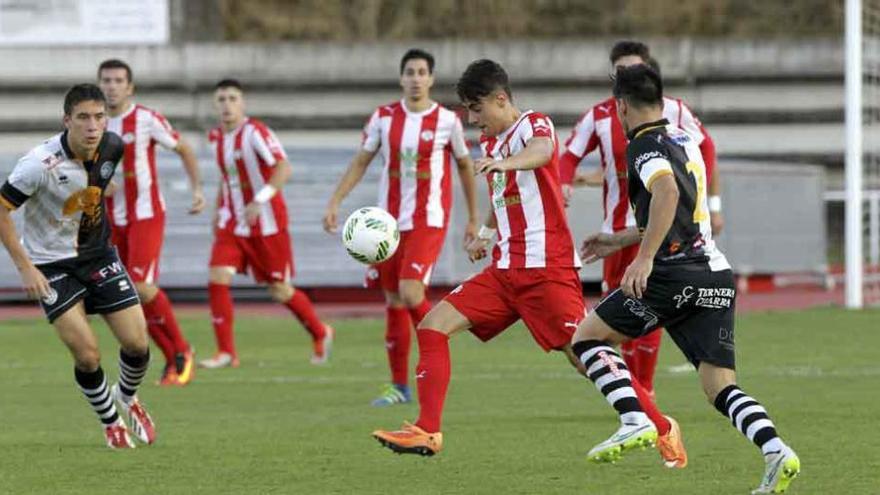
top-left (310, 325), bottom-right (334, 365)
top-left (751, 445), bottom-right (801, 494)
top-left (104, 419), bottom-right (135, 449)
top-left (111, 384), bottom-right (156, 445)
top-left (587, 421), bottom-right (658, 464)
top-left (198, 352), bottom-right (239, 369)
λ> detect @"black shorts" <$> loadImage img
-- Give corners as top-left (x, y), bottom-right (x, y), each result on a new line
top-left (593, 263), bottom-right (736, 370)
top-left (35, 249), bottom-right (140, 323)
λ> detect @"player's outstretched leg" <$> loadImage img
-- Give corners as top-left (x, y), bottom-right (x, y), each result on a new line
top-left (704, 365), bottom-right (799, 494)
top-left (76, 366), bottom-right (135, 449)
top-left (373, 305), bottom-right (412, 406)
top-left (269, 283), bottom-right (333, 364)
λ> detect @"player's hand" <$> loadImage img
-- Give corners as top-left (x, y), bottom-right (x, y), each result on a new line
top-left (711, 211), bottom-right (724, 236)
top-left (475, 157), bottom-right (506, 175)
top-left (466, 237), bottom-right (490, 262)
top-left (463, 220), bottom-right (479, 248)
top-left (189, 188), bottom-right (207, 215)
top-left (561, 184), bottom-right (573, 208)
top-left (323, 203), bottom-right (339, 234)
top-left (580, 232), bottom-right (619, 264)
top-left (20, 265), bottom-right (51, 301)
top-left (245, 202), bottom-right (262, 226)
top-left (621, 255), bottom-right (653, 299)
top-left (103, 181), bottom-right (118, 198)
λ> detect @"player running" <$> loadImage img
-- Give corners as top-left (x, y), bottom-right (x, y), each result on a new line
top-left (98, 59), bottom-right (204, 386)
top-left (323, 49), bottom-right (479, 406)
top-left (200, 79), bottom-right (333, 369)
top-left (560, 41), bottom-right (722, 421)
top-left (572, 65), bottom-right (799, 494)
top-left (0, 84), bottom-right (156, 448)
top-left (371, 60), bottom-right (684, 463)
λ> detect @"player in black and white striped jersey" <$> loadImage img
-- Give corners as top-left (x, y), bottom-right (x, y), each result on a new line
top-left (0, 84), bottom-right (156, 449)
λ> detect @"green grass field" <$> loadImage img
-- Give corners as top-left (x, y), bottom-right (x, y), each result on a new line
top-left (0, 307), bottom-right (877, 494)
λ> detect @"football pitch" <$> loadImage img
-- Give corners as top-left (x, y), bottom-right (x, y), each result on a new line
top-left (0, 307), bottom-right (877, 494)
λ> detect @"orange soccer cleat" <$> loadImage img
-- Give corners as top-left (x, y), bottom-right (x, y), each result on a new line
top-left (310, 325), bottom-right (334, 365)
top-left (656, 415), bottom-right (688, 468)
top-left (372, 422), bottom-right (443, 456)
top-left (156, 365), bottom-right (178, 387)
top-left (175, 349), bottom-right (196, 386)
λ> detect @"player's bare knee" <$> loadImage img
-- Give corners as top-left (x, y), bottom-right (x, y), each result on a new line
top-left (209, 266), bottom-right (234, 285)
top-left (400, 285), bottom-right (425, 308)
top-left (73, 347), bottom-right (101, 372)
top-left (384, 291), bottom-right (405, 307)
top-left (134, 282), bottom-right (158, 302)
top-left (267, 283), bottom-right (293, 303)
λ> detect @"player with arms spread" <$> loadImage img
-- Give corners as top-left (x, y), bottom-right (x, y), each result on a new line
top-left (200, 79), bottom-right (333, 369)
top-left (323, 49), bottom-right (479, 406)
top-left (0, 84), bottom-right (156, 449)
top-left (98, 59), bottom-right (204, 386)
top-left (571, 65), bottom-right (799, 494)
top-left (371, 60), bottom-right (683, 460)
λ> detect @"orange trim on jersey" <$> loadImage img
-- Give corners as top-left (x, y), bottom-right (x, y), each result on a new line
top-left (645, 169), bottom-right (674, 192)
top-left (634, 124), bottom-right (666, 139)
top-left (0, 195), bottom-right (17, 211)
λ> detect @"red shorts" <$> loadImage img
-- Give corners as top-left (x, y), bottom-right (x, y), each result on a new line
top-left (365, 227), bottom-right (447, 292)
top-left (445, 265), bottom-right (586, 352)
top-left (602, 243), bottom-right (640, 295)
top-left (210, 228), bottom-right (294, 284)
top-left (111, 216), bottom-right (165, 284)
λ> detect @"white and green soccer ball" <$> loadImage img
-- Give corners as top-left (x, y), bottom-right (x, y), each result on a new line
top-left (341, 207), bottom-right (400, 265)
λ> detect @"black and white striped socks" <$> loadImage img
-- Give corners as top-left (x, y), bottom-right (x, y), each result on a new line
top-left (714, 384), bottom-right (785, 456)
top-left (573, 340), bottom-right (649, 425)
top-left (75, 366), bottom-right (119, 426)
top-left (117, 349), bottom-right (150, 404)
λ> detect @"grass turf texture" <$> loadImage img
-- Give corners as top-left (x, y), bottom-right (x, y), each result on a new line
top-left (0, 307), bottom-right (876, 494)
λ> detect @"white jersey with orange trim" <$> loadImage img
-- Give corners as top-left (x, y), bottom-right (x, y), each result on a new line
top-left (209, 117), bottom-right (289, 238)
top-left (105, 103), bottom-right (180, 226)
top-left (480, 111), bottom-right (581, 270)
top-left (362, 100), bottom-right (469, 231)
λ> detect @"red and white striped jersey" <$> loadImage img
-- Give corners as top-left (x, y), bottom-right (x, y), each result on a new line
top-left (105, 103), bottom-right (179, 226)
top-left (362, 100), bottom-right (469, 231)
top-left (481, 111), bottom-right (581, 270)
top-left (209, 117), bottom-right (288, 238)
top-left (559, 96), bottom-right (716, 234)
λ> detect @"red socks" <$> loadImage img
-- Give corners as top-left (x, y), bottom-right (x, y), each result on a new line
top-left (621, 329), bottom-right (662, 395)
top-left (631, 375), bottom-right (670, 435)
top-left (414, 329), bottom-right (451, 434)
top-left (408, 298), bottom-right (431, 328)
top-left (385, 307), bottom-right (412, 386)
top-left (285, 289), bottom-right (327, 341)
top-left (145, 319), bottom-right (174, 364)
top-left (208, 283), bottom-right (236, 355)
top-left (142, 289), bottom-right (189, 354)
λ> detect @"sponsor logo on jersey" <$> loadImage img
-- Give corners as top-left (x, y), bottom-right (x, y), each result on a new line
top-left (91, 261), bottom-right (125, 281)
top-left (46, 273), bottom-right (67, 283)
top-left (718, 327), bottom-right (735, 350)
top-left (596, 104), bottom-right (612, 115)
top-left (57, 174), bottom-right (69, 184)
top-left (62, 187), bottom-right (103, 227)
top-left (42, 151), bottom-right (64, 170)
top-left (622, 298), bottom-right (660, 330)
top-left (399, 148), bottom-right (420, 177)
top-left (420, 130), bottom-right (434, 142)
top-left (99, 161), bottom-right (114, 179)
top-left (122, 132), bottom-right (135, 144)
top-left (634, 150), bottom-right (663, 169)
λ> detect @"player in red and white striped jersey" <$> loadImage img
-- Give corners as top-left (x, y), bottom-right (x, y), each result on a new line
top-left (559, 41), bottom-right (722, 408)
top-left (98, 59), bottom-right (204, 387)
top-left (323, 49), bottom-right (479, 406)
top-left (372, 60), bottom-right (679, 457)
top-left (199, 79), bottom-right (333, 370)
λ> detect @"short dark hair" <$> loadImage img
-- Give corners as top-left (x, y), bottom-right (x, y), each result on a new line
top-left (64, 83), bottom-right (106, 116)
top-left (646, 57), bottom-right (662, 77)
top-left (97, 59), bottom-right (133, 83)
top-left (215, 79), bottom-right (244, 92)
top-left (612, 65), bottom-right (663, 109)
top-left (456, 59), bottom-right (512, 103)
top-left (400, 48), bottom-right (435, 74)
top-left (609, 40), bottom-right (651, 65)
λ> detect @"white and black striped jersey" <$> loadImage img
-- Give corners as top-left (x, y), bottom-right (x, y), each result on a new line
top-left (625, 118), bottom-right (730, 271)
top-left (0, 131), bottom-right (124, 264)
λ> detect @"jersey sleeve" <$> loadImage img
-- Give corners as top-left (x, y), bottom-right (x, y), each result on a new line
top-left (559, 109), bottom-right (599, 185)
top-left (677, 101), bottom-right (717, 182)
top-left (251, 123), bottom-right (287, 166)
top-left (524, 113), bottom-right (554, 140)
top-left (448, 115), bottom-right (470, 159)
top-left (0, 155), bottom-right (44, 210)
top-left (629, 137), bottom-right (673, 192)
top-left (149, 111), bottom-right (180, 150)
top-left (361, 109), bottom-right (382, 153)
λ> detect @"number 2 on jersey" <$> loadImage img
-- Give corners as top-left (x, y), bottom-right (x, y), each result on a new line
top-left (685, 161), bottom-right (709, 223)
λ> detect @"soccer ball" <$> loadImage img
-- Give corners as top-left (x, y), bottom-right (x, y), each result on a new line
top-left (341, 207), bottom-right (400, 265)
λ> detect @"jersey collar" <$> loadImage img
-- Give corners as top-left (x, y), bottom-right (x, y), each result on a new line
top-left (627, 118), bottom-right (669, 140)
